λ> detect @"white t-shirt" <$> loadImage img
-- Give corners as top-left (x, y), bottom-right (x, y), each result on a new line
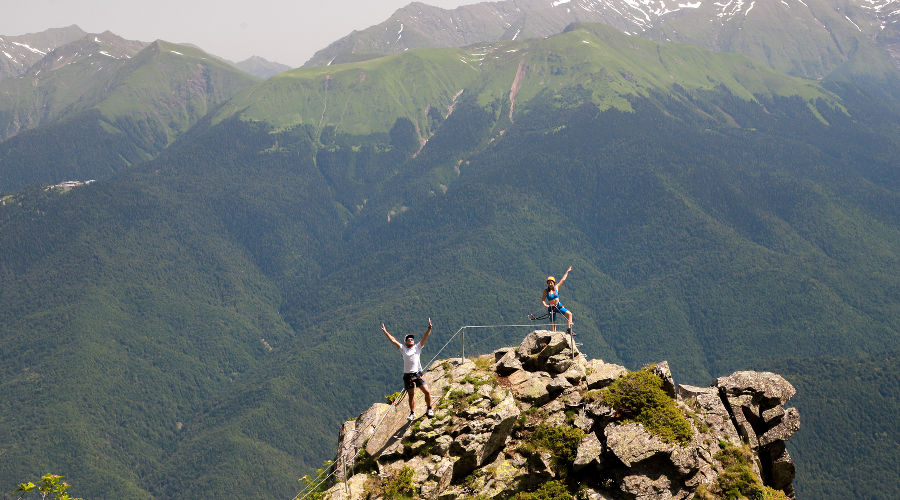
top-left (401, 343), bottom-right (423, 373)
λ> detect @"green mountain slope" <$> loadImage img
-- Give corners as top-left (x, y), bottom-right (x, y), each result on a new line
top-left (0, 38), bottom-right (258, 193)
top-left (0, 27), bottom-right (897, 499)
top-left (221, 24), bottom-right (836, 141)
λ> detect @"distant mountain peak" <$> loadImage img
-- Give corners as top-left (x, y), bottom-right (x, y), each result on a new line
top-left (305, 0), bottom-right (900, 78)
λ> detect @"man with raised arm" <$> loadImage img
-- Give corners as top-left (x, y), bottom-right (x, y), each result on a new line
top-left (381, 318), bottom-right (434, 421)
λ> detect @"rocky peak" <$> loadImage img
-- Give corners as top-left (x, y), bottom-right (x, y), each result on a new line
top-left (317, 330), bottom-right (799, 499)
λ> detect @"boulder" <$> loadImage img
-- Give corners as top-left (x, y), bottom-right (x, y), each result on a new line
top-left (765, 441), bottom-right (796, 491)
top-left (449, 393), bottom-right (520, 479)
top-left (333, 403), bottom-right (391, 481)
top-left (322, 472), bottom-right (369, 500)
top-left (724, 395), bottom-right (761, 448)
top-left (648, 361), bottom-right (677, 399)
top-left (716, 371), bottom-right (796, 407)
top-left (762, 405), bottom-right (785, 424)
top-left (574, 431), bottom-right (605, 471)
top-left (605, 422), bottom-right (673, 467)
top-left (621, 473), bottom-right (675, 499)
top-left (495, 350), bottom-right (523, 376)
top-left (547, 353), bottom-right (576, 373)
top-left (509, 371), bottom-right (555, 406)
top-left (676, 385), bottom-right (741, 443)
top-left (516, 330), bottom-right (573, 371)
top-left (758, 407), bottom-right (801, 447)
top-left (585, 360), bottom-right (628, 389)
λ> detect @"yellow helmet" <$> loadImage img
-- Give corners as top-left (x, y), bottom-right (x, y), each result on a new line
top-left (546, 276), bottom-right (556, 282)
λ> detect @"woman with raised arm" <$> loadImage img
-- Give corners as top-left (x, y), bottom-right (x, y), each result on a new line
top-left (542, 266), bottom-right (574, 334)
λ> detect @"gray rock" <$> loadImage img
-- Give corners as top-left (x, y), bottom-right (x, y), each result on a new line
top-left (322, 472), bottom-right (369, 500)
top-left (333, 403), bottom-right (391, 481)
top-left (562, 365), bottom-right (587, 384)
top-left (547, 353), bottom-right (576, 373)
top-left (677, 384), bottom-right (741, 443)
top-left (605, 422), bottom-right (673, 467)
top-left (621, 473), bottom-right (674, 499)
top-left (449, 393), bottom-right (520, 479)
top-left (516, 330), bottom-right (573, 371)
top-left (434, 435), bottom-right (453, 457)
top-left (495, 350), bottom-right (522, 376)
top-left (509, 370), bottom-right (555, 406)
top-left (585, 360), bottom-right (628, 389)
top-left (716, 371), bottom-right (796, 407)
top-left (758, 407), bottom-right (801, 447)
top-left (762, 405), bottom-right (785, 424)
top-left (648, 361), bottom-right (677, 399)
top-left (574, 431), bottom-right (605, 471)
top-left (725, 395), bottom-right (761, 448)
top-left (765, 441), bottom-right (796, 491)
top-left (548, 375), bottom-right (573, 394)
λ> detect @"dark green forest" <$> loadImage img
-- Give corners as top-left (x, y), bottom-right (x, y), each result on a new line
top-left (1, 61), bottom-right (898, 499)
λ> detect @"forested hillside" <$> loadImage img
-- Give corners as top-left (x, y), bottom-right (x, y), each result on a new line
top-left (1, 25), bottom-right (898, 499)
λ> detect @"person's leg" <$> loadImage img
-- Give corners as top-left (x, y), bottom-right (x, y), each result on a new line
top-left (407, 388), bottom-right (415, 413)
top-left (565, 311), bottom-right (573, 329)
top-left (420, 384), bottom-right (432, 408)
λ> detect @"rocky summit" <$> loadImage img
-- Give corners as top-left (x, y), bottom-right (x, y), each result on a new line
top-left (317, 330), bottom-right (800, 499)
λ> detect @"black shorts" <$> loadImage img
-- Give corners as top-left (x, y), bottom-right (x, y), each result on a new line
top-left (403, 372), bottom-right (425, 390)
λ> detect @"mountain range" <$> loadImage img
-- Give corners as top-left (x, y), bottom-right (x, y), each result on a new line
top-left (306, 0), bottom-right (900, 80)
top-left (0, 2), bottom-right (898, 499)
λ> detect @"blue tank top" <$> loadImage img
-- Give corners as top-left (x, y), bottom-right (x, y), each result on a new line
top-left (547, 289), bottom-right (559, 301)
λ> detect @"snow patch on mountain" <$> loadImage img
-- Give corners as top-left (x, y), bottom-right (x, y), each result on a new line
top-left (11, 41), bottom-right (46, 55)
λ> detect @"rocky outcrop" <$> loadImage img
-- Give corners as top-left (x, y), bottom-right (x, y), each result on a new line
top-left (319, 330), bottom-right (799, 499)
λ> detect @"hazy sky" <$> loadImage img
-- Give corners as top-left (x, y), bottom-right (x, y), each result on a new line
top-left (1, 0), bottom-right (473, 67)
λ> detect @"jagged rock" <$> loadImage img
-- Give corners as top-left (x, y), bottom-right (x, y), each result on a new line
top-left (716, 371), bottom-right (796, 407)
top-left (323, 472), bottom-right (369, 500)
top-left (579, 487), bottom-right (616, 499)
top-left (724, 395), bottom-right (761, 448)
top-left (762, 405), bottom-right (785, 424)
top-left (493, 347), bottom-right (515, 362)
top-left (495, 350), bottom-right (522, 376)
top-left (676, 384), bottom-right (741, 443)
top-left (574, 431), bottom-right (605, 471)
top-left (585, 359), bottom-right (628, 389)
top-left (605, 422), bottom-right (673, 467)
top-left (758, 407), bottom-right (801, 446)
top-left (516, 330), bottom-right (573, 371)
top-left (621, 473), bottom-right (675, 499)
top-left (333, 403), bottom-right (392, 481)
top-left (562, 364), bottom-right (587, 384)
top-left (648, 361), bottom-right (677, 399)
top-left (548, 374), bottom-right (573, 393)
top-left (547, 352), bottom-right (576, 373)
top-left (325, 333), bottom-right (800, 500)
top-left (449, 392), bottom-right (520, 479)
top-left (434, 434), bottom-right (453, 456)
top-left (765, 441), bottom-right (796, 491)
top-left (508, 370), bottom-right (554, 406)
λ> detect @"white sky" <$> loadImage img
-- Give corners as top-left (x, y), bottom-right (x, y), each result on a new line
top-left (0, 0), bottom-right (474, 68)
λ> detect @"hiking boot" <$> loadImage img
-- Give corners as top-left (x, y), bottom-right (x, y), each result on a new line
top-left (426, 407), bottom-right (434, 417)
top-left (407, 412), bottom-right (416, 421)
top-left (566, 327), bottom-right (573, 335)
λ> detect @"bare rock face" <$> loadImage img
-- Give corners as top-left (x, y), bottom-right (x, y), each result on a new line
top-left (605, 422), bottom-right (674, 467)
top-left (321, 331), bottom-right (800, 499)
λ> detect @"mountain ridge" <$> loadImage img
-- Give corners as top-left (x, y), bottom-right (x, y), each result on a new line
top-left (305, 0), bottom-right (900, 80)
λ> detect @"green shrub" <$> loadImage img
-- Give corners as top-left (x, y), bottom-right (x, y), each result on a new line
top-left (697, 442), bottom-right (789, 500)
top-left (521, 423), bottom-right (585, 478)
top-left (382, 466), bottom-right (417, 499)
top-left (14, 474), bottom-right (83, 500)
top-left (600, 370), bottom-right (693, 445)
top-left (514, 480), bottom-right (574, 500)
